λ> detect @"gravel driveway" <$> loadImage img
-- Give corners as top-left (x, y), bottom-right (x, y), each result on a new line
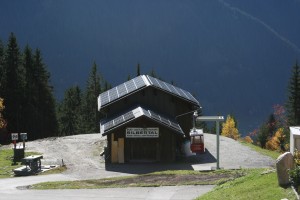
top-left (21, 133), bottom-right (275, 179)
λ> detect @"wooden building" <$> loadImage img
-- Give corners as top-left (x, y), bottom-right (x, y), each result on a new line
top-left (98, 75), bottom-right (200, 163)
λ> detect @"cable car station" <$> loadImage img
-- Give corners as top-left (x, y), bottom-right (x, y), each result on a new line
top-left (98, 75), bottom-right (201, 163)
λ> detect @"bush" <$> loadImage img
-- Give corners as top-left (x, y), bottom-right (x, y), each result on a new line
top-left (289, 150), bottom-right (300, 189)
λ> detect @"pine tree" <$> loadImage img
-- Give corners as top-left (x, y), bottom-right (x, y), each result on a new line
top-left (58, 86), bottom-right (82, 136)
top-left (286, 62), bottom-right (300, 126)
top-left (257, 123), bottom-right (269, 148)
top-left (82, 62), bottom-right (102, 133)
top-left (0, 40), bottom-right (5, 93)
top-left (22, 45), bottom-right (37, 137)
top-left (32, 49), bottom-right (58, 138)
top-left (2, 33), bottom-right (25, 133)
top-left (136, 63), bottom-right (141, 76)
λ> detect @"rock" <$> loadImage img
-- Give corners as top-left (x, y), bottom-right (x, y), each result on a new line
top-left (276, 152), bottom-right (294, 186)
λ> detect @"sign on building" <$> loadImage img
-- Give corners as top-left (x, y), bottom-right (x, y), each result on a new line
top-left (126, 128), bottom-right (159, 138)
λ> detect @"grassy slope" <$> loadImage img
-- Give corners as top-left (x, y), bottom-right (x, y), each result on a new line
top-left (197, 168), bottom-right (295, 200)
top-left (0, 149), bottom-right (41, 178)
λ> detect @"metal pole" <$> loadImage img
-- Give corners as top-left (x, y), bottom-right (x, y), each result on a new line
top-left (216, 121), bottom-right (220, 169)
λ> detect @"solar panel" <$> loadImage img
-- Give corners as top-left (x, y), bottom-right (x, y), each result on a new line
top-left (133, 76), bottom-right (145, 89)
top-left (109, 87), bottom-right (119, 102)
top-left (101, 106), bottom-right (184, 135)
top-left (98, 74), bottom-right (199, 111)
top-left (117, 84), bottom-right (127, 97)
top-left (100, 91), bottom-right (109, 106)
top-left (145, 75), bottom-right (199, 105)
top-left (98, 75), bottom-right (148, 109)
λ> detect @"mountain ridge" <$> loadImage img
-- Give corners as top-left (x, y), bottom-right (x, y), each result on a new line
top-left (0, 0), bottom-right (299, 134)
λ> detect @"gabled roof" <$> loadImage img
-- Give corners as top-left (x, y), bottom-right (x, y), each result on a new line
top-left (100, 106), bottom-right (184, 136)
top-left (98, 75), bottom-right (200, 111)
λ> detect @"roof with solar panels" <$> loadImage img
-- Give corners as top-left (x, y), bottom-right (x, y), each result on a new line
top-left (97, 75), bottom-right (200, 111)
top-left (98, 75), bottom-right (200, 136)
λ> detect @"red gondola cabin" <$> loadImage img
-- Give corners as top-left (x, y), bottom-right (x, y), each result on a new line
top-left (190, 129), bottom-right (205, 153)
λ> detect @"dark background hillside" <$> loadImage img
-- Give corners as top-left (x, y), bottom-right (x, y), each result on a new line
top-left (1, 0), bottom-right (299, 134)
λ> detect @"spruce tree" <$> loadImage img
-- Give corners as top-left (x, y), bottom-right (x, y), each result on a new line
top-left (2, 33), bottom-right (25, 133)
top-left (32, 49), bottom-right (58, 138)
top-left (58, 86), bottom-right (82, 136)
top-left (0, 40), bottom-right (4, 93)
top-left (286, 62), bottom-right (300, 126)
top-left (22, 45), bottom-right (37, 137)
top-left (137, 63), bottom-right (141, 76)
top-left (82, 62), bottom-right (102, 133)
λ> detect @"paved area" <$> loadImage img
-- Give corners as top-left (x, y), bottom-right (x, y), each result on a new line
top-left (0, 174), bottom-right (214, 200)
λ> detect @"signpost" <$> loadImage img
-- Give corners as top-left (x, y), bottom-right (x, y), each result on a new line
top-left (20, 133), bottom-right (27, 149)
top-left (196, 115), bottom-right (224, 169)
top-left (11, 133), bottom-right (18, 149)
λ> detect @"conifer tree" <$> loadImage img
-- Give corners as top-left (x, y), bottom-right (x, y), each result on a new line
top-left (2, 33), bottom-right (25, 133)
top-left (58, 86), bottom-right (82, 136)
top-left (137, 63), bottom-right (141, 76)
top-left (0, 40), bottom-right (4, 93)
top-left (82, 62), bottom-right (102, 133)
top-left (286, 62), bottom-right (300, 126)
top-left (32, 49), bottom-right (58, 138)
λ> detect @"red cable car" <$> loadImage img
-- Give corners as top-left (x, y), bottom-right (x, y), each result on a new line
top-left (190, 129), bottom-right (205, 153)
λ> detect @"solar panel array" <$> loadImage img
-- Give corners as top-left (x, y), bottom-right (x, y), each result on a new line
top-left (98, 75), bottom-right (199, 110)
top-left (101, 106), bottom-right (184, 135)
top-left (146, 75), bottom-right (199, 105)
top-left (141, 108), bottom-right (183, 134)
top-left (99, 76), bottom-right (147, 108)
top-left (103, 110), bottom-right (135, 132)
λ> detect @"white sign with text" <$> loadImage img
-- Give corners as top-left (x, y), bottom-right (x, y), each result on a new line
top-left (126, 128), bottom-right (159, 138)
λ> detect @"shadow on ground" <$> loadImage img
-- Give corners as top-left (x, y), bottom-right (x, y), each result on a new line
top-left (105, 149), bottom-right (216, 174)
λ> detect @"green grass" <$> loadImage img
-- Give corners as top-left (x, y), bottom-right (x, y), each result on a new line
top-left (0, 148), bottom-right (41, 178)
top-left (31, 169), bottom-right (243, 190)
top-left (239, 141), bottom-right (281, 160)
top-left (196, 168), bottom-right (295, 200)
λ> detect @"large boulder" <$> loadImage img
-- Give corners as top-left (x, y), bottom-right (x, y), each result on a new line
top-left (276, 152), bottom-right (294, 186)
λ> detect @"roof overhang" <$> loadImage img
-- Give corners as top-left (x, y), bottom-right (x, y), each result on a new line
top-left (100, 106), bottom-right (184, 137)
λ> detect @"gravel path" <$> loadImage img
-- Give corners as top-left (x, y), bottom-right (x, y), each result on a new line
top-left (4, 133), bottom-right (275, 179)
top-left (197, 133), bottom-right (275, 169)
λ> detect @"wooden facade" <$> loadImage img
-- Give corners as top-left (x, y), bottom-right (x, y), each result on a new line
top-left (98, 75), bottom-right (200, 163)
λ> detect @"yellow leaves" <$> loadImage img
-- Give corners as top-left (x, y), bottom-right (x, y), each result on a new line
top-left (221, 115), bottom-right (240, 140)
top-left (243, 136), bottom-right (253, 144)
top-left (0, 97), bottom-right (6, 129)
top-left (265, 128), bottom-right (285, 151)
top-left (0, 98), bottom-right (4, 111)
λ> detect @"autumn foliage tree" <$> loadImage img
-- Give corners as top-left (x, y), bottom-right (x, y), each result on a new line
top-left (266, 128), bottom-right (286, 151)
top-left (221, 115), bottom-right (240, 140)
top-left (0, 98), bottom-right (6, 129)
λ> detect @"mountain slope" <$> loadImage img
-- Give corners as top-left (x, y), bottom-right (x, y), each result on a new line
top-left (0, 0), bottom-right (299, 133)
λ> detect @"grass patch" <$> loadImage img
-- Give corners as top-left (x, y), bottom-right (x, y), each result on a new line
top-left (239, 141), bottom-right (281, 160)
top-left (196, 168), bottom-right (295, 200)
top-left (31, 169), bottom-right (244, 190)
top-left (0, 148), bottom-right (42, 178)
